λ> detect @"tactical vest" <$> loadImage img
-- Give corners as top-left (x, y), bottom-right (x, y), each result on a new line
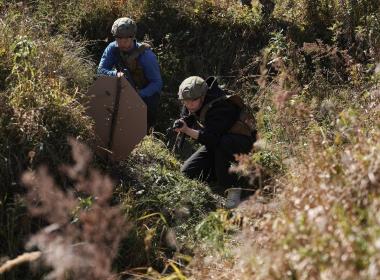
top-left (198, 95), bottom-right (256, 138)
top-left (119, 42), bottom-right (150, 90)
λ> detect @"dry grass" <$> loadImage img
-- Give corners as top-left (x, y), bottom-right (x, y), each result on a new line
top-left (189, 61), bottom-right (380, 279)
top-left (1, 1), bottom-right (380, 279)
top-left (20, 138), bottom-right (129, 280)
top-left (0, 252), bottom-right (41, 274)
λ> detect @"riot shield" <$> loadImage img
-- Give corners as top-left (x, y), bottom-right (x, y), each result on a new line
top-left (86, 76), bottom-right (147, 160)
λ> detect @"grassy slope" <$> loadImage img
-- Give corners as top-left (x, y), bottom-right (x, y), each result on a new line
top-left (188, 1), bottom-right (380, 279)
top-left (0, 0), bottom-right (379, 279)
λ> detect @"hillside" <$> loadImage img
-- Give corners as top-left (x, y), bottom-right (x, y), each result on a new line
top-left (0, 0), bottom-right (379, 279)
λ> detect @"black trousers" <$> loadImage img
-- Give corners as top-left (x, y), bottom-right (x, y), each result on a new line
top-left (142, 93), bottom-right (160, 130)
top-left (181, 134), bottom-right (253, 192)
top-left (240, 0), bottom-right (252, 7)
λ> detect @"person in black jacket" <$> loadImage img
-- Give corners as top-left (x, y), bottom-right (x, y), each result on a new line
top-left (174, 76), bottom-right (255, 208)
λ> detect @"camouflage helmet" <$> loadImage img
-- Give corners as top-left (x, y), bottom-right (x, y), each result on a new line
top-left (111, 17), bottom-right (137, 38)
top-left (178, 76), bottom-right (208, 100)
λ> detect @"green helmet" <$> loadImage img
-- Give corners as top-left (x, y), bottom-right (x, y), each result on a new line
top-left (178, 76), bottom-right (208, 100)
top-left (111, 17), bottom-right (137, 38)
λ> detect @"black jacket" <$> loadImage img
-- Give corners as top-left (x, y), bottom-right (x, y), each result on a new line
top-left (182, 77), bottom-right (241, 148)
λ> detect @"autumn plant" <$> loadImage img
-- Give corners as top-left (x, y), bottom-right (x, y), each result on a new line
top-left (19, 138), bottom-right (128, 280)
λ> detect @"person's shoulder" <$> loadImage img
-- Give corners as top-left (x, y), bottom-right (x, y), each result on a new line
top-left (136, 42), bottom-right (155, 55)
top-left (206, 92), bottom-right (237, 113)
top-left (139, 48), bottom-right (158, 64)
top-left (105, 41), bottom-right (118, 51)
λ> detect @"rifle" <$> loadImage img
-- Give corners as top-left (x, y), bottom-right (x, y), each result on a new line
top-left (171, 120), bottom-right (186, 153)
top-left (166, 119), bottom-right (186, 154)
top-left (166, 106), bottom-right (194, 154)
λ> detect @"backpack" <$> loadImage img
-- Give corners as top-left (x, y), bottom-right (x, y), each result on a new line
top-left (199, 94), bottom-right (256, 138)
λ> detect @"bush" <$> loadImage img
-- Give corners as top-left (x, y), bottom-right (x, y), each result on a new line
top-left (0, 7), bottom-right (94, 278)
top-left (113, 136), bottom-right (218, 269)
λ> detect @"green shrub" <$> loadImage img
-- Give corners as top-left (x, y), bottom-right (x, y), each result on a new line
top-left (112, 136), bottom-right (219, 269)
top-left (0, 8), bottom-right (94, 277)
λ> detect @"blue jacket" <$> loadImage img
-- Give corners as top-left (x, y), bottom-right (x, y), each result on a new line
top-left (97, 41), bottom-right (163, 98)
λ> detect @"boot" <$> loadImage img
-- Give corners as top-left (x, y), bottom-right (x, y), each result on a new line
top-left (225, 188), bottom-right (242, 209)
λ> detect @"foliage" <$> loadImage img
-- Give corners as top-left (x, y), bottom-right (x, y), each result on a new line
top-left (231, 108), bottom-right (380, 279)
top-left (195, 209), bottom-right (241, 253)
top-left (184, 2), bottom-right (380, 279)
top-left (0, 7), bottom-right (93, 178)
top-left (0, 6), bottom-right (94, 279)
top-left (113, 136), bottom-right (218, 270)
top-left (1, 1), bottom-right (380, 279)
top-left (20, 138), bottom-right (128, 280)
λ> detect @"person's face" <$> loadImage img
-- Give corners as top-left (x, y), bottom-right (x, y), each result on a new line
top-left (116, 37), bottom-right (134, 51)
top-left (182, 96), bottom-right (204, 113)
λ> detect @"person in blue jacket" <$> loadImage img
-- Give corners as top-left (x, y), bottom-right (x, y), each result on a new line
top-left (98, 17), bottom-right (163, 129)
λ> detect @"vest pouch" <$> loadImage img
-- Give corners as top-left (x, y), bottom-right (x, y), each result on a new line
top-left (119, 43), bottom-right (150, 90)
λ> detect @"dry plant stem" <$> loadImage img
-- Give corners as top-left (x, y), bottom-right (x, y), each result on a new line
top-left (0, 251), bottom-right (41, 274)
top-left (20, 138), bottom-right (128, 280)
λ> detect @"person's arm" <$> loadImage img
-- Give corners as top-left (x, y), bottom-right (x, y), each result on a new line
top-left (175, 102), bottom-right (239, 144)
top-left (97, 42), bottom-right (118, 76)
top-left (138, 50), bottom-right (163, 97)
top-left (175, 120), bottom-right (199, 140)
top-left (185, 127), bottom-right (200, 139)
